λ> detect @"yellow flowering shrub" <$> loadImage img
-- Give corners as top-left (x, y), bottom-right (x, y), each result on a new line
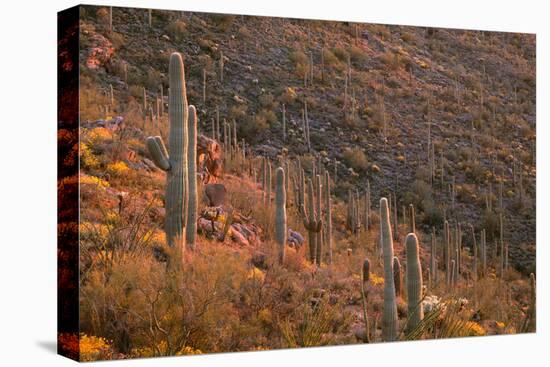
top-left (86, 127), bottom-right (112, 145)
top-left (80, 174), bottom-right (110, 188)
top-left (131, 342), bottom-right (202, 358)
top-left (106, 161), bottom-right (130, 176)
top-left (79, 334), bottom-right (112, 361)
top-left (176, 346), bottom-right (203, 356)
top-left (80, 142), bottom-right (100, 169)
top-left (247, 267), bottom-right (266, 282)
top-left (370, 273), bottom-right (385, 286)
top-left (465, 321), bottom-right (486, 336)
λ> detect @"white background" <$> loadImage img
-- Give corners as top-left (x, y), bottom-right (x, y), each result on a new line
top-left (0, 0), bottom-right (547, 365)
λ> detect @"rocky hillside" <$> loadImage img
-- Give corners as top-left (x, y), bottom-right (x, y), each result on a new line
top-left (67, 5), bottom-right (537, 360)
top-left (78, 5), bottom-right (535, 272)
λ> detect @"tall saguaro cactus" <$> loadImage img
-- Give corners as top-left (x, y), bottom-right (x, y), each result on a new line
top-left (324, 171), bottom-right (333, 264)
top-left (405, 233), bottom-right (424, 332)
top-left (315, 174), bottom-right (323, 265)
top-left (275, 167), bottom-right (287, 264)
top-left (146, 52), bottom-right (189, 251)
top-left (186, 105), bottom-right (198, 250)
top-left (380, 198), bottom-right (398, 341)
top-left (301, 178), bottom-right (322, 264)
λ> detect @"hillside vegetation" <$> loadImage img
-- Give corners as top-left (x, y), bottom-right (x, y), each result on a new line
top-left (66, 5), bottom-right (536, 361)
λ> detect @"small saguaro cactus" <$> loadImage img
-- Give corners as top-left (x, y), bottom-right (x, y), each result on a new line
top-left (361, 257), bottom-right (371, 343)
top-left (146, 52), bottom-right (189, 251)
top-left (267, 161), bottom-right (272, 208)
top-left (219, 50), bottom-right (224, 82)
top-left (301, 178), bottom-right (322, 264)
top-left (362, 258), bottom-right (371, 283)
top-left (303, 100), bottom-right (311, 151)
top-left (315, 174), bottom-right (323, 265)
top-left (380, 198), bottom-right (398, 342)
top-left (408, 204), bottom-right (416, 233)
top-left (142, 86), bottom-right (147, 115)
top-left (470, 224), bottom-right (477, 281)
top-left (275, 167), bottom-right (287, 265)
top-left (324, 171), bottom-right (333, 264)
top-left (430, 227), bottom-right (437, 284)
top-left (109, 6), bottom-right (113, 32)
top-left (109, 84), bottom-right (114, 106)
top-left (186, 105), bottom-right (198, 250)
top-left (444, 220), bottom-right (451, 286)
top-left (405, 233), bottom-right (424, 332)
top-left (282, 103), bottom-right (286, 142)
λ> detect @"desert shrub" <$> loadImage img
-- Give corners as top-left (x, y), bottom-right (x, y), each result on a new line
top-left (279, 298), bottom-right (349, 348)
top-left (279, 87), bottom-right (298, 105)
top-left (342, 148), bottom-right (368, 172)
top-left (229, 104), bottom-right (248, 120)
top-left (332, 46), bottom-right (349, 62)
top-left (402, 179), bottom-right (436, 217)
top-left (106, 161), bottom-right (130, 176)
top-left (107, 32), bottom-right (125, 49)
top-left (259, 93), bottom-right (277, 110)
top-left (289, 50), bottom-right (308, 78)
top-left (211, 14), bottom-right (236, 32)
top-left (80, 334), bottom-right (114, 361)
top-left (80, 142), bottom-right (100, 170)
top-left (322, 48), bottom-right (340, 67)
top-left (80, 86), bottom-right (110, 122)
top-left (349, 45), bottom-right (367, 64)
top-left (259, 109), bottom-right (278, 126)
top-left (108, 58), bottom-right (128, 82)
top-left (237, 25), bottom-right (252, 38)
top-left (464, 160), bottom-right (489, 183)
top-left (80, 245), bottom-right (247, 357)
top-left (96, 7), bottom-right (110, 29)
top-left (400, 31), bottom-right (415, 44)
top-left (378, 51), bottom-right (401, 70)
top-left (239, 114), bottom-right (270, 143)
top-left (481, 209), bottom-right (500, 241)
top-left (145, 68), bottom-right (163, 90)
top-left (421, 200), bottom-right (444, 228)
top-left (166, 20), bottom-right (187, 42)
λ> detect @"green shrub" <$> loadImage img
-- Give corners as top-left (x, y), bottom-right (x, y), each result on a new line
top-left (342, 148), bottom-right (368, 172)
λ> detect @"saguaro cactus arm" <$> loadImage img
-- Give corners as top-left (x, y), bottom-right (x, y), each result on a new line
top-left (147, 136), bottom-right (171, 171)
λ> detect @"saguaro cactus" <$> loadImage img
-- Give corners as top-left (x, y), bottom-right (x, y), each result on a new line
top-left (361, 257), bottom-right (371, 343)
top-left (324, 171), bottom-right (333, 264)
top-left (146, 52), bottom-right (189, 251)
top-left (408, 204), bottom-right (416, 233)
top-left (275, 167), bottom-right (287, 264)
top-left (380, 198), bottom-right (398, 341)
top-left (405, 233), bottom-right (424, 331)
top-left (315, 175), bottom-right (323, 265)
top-left (186, 105), bottom-right (198, 250)
top-left (302, 178), bottom-right (322, 264)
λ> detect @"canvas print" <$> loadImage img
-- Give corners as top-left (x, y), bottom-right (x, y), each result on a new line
top-left (57, 4), bottom-right (536, 361)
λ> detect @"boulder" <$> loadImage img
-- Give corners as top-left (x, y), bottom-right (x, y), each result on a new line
top-left (198, 134), bottom-right (223, 182)
top-left (230, 225), bottom-right (250, 246)
top-left (204, 183), bottom-right (227, 207)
